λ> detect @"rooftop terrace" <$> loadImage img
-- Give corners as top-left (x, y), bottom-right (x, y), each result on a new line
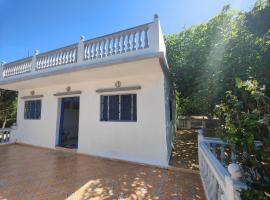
top-left (0, 15), bottom-right (166, 86)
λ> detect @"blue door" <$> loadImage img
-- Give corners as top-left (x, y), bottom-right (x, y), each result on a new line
top-left (58, 97), bottom-right (80, 148)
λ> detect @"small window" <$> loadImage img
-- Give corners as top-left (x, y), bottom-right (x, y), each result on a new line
top-left (169, 100), bottom-right (173, 121)
top-left (24, 100), bottom-right (42, 119)
top-left (100, 94), bottom-right (137, 122)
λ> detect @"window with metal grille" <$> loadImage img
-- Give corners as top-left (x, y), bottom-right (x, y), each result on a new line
top-left (24, 100), bottom-right (42, 119)
top-left (100, 94), bottom-right (137, 122)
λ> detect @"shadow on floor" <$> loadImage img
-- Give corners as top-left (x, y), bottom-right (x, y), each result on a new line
top-left (0, 144), bottom-right (206, 200)
top-left (169, 129), bottom-right (199, 171)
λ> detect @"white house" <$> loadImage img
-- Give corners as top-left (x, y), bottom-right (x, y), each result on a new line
top-left (0, 15), bottom-right (175, 167)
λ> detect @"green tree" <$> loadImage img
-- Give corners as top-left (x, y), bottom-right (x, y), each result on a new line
top-left (165, 0), bottom-right (270, 117)
top-left (215, 79), bottom-right (270, 200)
top-left (0, 89), bottom-right (17, 128)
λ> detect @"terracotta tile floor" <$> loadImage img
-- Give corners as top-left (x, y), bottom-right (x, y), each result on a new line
top-left (169, 130), bottom-right (199, 170)
top-left (0, 144), bottom-right (205, 200)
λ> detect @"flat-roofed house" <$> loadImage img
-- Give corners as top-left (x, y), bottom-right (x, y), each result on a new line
top-left (0, 15), bottom-right (175, 167)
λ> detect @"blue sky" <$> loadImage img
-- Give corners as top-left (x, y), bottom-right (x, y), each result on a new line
top-left (0, 0), bottom-right (256, 62)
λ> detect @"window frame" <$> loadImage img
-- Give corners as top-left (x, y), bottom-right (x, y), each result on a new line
top-left (100, 93), bottom-right (137, 122)
top-left (24, 99), bottom-right (42, 120)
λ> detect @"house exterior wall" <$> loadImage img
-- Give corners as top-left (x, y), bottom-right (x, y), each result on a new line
top-left (12, 58), bottom-right (171, 167)
top-left (164, 73), bottom-right (173, 161)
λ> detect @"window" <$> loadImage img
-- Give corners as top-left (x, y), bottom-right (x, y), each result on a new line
top-left (169, 100), bottom-right (173, 121)
top-left (24, 100), bottom-right (42, 119)
top-left (100, 94), bottom-right (137, 121)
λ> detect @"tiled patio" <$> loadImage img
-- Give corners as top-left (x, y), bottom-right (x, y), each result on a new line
top-left (0, 144), bottom-right (205, 200)
top-left (169, 130), bottom-right (199, 170)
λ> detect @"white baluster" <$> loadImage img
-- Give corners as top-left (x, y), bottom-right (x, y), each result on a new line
top-left (138, 29), bottom-right (143, 49)
top-left (84, 45), bottom-right (88, 60)
top-left (59, 52), bottom-right (63, 65)
top-left (89, 43), bottom-right (93, 60)
top-left (68, 51), bottom-right (72, 63)
top-left (127, 32), bottom-right (131, 52)
top-left (53, 54), bottom-right (57, 66)
top-left (85, 44), bottom-right (89, 60)
top-left (49, 55), bottom-right (52, 67)
top-left (58, 52), bottom-right (62, 65)
top-left (94, 41), bottom-right (98, 59)
top-left (46, 56), bottom-right (50, 67)
top-left (107, 37), bottom-right (111, 56)
top-left (39, 58), bottom-right (43, 69)
top-left (102, 39), bottom-right (107, 57)
top-left (64, 52), bottom-right (68, 64)
top-left (144, 27), bottom-right (149, 48)
top-left (66, 51), bottom-right (70, 63)
top-left (132, 31), bottom-right (136, 51)
top-left (112, 36), bottom-right (116, 55)
top-left (98, 41), bottom-right (102, 58)
top-left (73, 48), bottom-right (77, 62)
top-left (55, 53), bottom-right (59, 66)
top-left (117, 35), bottom-right (121, 54)
top-left (121, 34), bottom-right (125, 53)
top-left (86, 44), bottom-right (90, 60)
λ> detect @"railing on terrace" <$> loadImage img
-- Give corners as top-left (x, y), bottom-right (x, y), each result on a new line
top-left (0, 128), bottom-right (11, 144)
top-left (0, 15), bottom-right (163, 80)
top-left (198, 130), bottom-right (247, 200)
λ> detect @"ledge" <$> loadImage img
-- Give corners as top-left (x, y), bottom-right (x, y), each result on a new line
top-left (53, 90), bottom-right (82, 96)
top-left (96, 86), bottom-right (141, 93)
top-left (0, 52), bottom-right (163, 86)
top-left (21, 94), bottom-right (44, 100)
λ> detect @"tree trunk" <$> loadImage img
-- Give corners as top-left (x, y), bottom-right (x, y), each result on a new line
top-left (1, 116), bottom-right (6, 128)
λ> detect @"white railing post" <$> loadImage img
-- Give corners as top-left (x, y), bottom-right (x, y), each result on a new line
top-left (224, 176), bottom-right (235, 200)
top-left (0, 61), bottom-right (5, 79)
top-left (32, 50), bottom-right (39, 71)
top-left (198, 129), bottom-right (204, 143)
top-left (77, 36), bottom-right (85, 63)
top-left (10, 123), bottom-right (18, 143)
top-left (227, 163), bottom-right (244, 200)
top-left (148, 14), bottom-right (166, 53)
top-left (198, 129), bottom-right (204, 170)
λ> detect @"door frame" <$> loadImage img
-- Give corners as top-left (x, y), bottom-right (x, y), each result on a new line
top-left (58, 96), bottom-right (80, 147)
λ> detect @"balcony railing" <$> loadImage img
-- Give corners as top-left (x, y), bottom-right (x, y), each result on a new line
top-left (198, 130), bottom-right (247, 200)
top-left (0, 15), bottom-right (163, 81)
top-left (0, 128), bottom-right (11, 144)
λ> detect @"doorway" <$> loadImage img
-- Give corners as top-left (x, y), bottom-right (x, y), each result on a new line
top-left (58, 97), bottom-right (80, 149)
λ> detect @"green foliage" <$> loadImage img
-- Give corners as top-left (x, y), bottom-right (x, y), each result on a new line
top-left (215, 79), bottom-right (270, 200)
top-left (0, 89), bottom-right (17, 128)
top-left (165, 0), bottom-right (270, 116)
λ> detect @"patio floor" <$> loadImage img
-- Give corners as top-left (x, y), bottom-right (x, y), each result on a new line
top-left (169, 130), bottom-right (199, 170)
top-left (0, 144), bottom-right (205, 200)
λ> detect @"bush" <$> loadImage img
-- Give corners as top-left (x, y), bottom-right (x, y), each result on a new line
top-left (215, 78), bottom-right (270, 199)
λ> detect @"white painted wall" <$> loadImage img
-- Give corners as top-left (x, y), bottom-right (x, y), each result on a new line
top-left (164, 73), bottom-right (174, 161)
top-left (12, 58), bottom-right (171, 167)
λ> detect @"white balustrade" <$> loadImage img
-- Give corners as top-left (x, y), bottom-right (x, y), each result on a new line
top-left (36, 44), bottom-right (78, 70)
top-left (0, 15), bottom-right (163, 80)
top-left (2, 58), bottom-right (32, 77)
top-left (0, 128), bottom-right (11, 144)
top-left (198, 130), bottom-right (247, 200)
top-left (83, 23), bottom-right (150, 61)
